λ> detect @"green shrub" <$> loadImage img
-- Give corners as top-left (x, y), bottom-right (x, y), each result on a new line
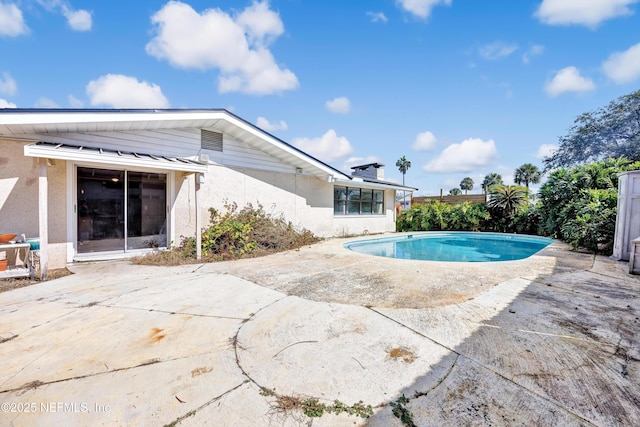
top-left (510, 204), bottom-right (543, 235)
top-left (538, 158), bottom-right (640, 254)
top-left (560, 189), bottom-right (617, 253)
top-left (397, 201), bottom-right (489, 232)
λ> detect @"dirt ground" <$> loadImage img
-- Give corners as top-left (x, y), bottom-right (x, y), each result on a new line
top-left (0, 268), bottom-right (73, 293)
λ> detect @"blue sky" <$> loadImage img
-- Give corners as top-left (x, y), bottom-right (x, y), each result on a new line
top-left (1, 0), bottom-right (640, 195)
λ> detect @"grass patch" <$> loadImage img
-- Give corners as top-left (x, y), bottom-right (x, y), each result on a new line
top-left (133, 202), bottom-right (321, 266)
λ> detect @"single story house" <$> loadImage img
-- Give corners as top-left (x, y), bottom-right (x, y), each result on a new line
top-left (0, 109), bottom-right (416, 274)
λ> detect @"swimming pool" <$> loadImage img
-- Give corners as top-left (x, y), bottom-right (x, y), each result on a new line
top-left (344, 232), bottom-right (553, 262)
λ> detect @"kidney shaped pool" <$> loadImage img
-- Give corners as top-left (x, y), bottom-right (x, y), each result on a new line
top-left (344, 232), bottom-right (553, 262)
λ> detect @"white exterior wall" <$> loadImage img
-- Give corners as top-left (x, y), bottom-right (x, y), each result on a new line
top-left (2, 124), bottom-right (400, 267)
top-left (173, 165), bottom-right (397, 241)
top-left (0, 139), bottom-right (68, 268)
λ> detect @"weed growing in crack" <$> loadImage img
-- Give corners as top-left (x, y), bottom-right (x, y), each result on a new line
top-left (262, 388), bottom-right (373, 421)
top-left (390, 394), bottom-right (417, 427)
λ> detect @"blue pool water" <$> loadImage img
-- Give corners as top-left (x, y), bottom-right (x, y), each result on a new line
top-left (344, 232), bottom-right (553, 262)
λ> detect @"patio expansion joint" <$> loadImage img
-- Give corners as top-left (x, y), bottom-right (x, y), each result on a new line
top-left (229, 294), bottom-right (294, 394)
top-left (368, 307), bottom-right (598, 426)
top-left (588, 266), bottom-right (640, 284)
top-left (525, 273), bottom-right (617, 302)
top-left (162, 380), bottom-right (249, 426)
top-left (0, 350), bottom-right (235, 396)
top-left (95, 303), bottom-right (248, 320)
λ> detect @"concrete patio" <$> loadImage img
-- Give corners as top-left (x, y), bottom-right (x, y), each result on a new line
top-left (0, 237), bottom-right (638, 426)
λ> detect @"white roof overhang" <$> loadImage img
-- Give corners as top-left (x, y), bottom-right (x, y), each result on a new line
top-left (332, 178), bottom-right (416, 192)
top-left (0, 109), bottom-right (349, 180)
top-left (24, 141), bottom-right (208, 173)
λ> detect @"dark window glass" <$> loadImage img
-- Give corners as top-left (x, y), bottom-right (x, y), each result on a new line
top-left (334, 186), bottom-right (384, 215)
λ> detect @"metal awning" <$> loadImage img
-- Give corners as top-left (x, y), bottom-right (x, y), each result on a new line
top-left (24, 141), bottom-right (208, 173)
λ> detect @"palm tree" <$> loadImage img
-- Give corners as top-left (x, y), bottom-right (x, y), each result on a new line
top-left (487, 185), bottom-right (528, 217)
top-left (481, 173), bottom-right (503, 193)
top-left (396, 156), bottom-right (411, 209)
top-left (449, 188), bottom-right (462, 195)
top-left (514, 163), bottom-right (542, 189)
top-left (460, 177), bottom-right (474, 194)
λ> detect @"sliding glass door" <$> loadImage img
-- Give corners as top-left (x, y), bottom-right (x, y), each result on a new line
top-left (127, 171), bottom-right (167, 250)
top-left (77, 167), bottom-right (166, 254)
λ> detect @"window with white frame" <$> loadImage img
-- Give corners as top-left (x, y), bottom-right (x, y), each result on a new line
top-left (334, 186), bottom-right (384, 215)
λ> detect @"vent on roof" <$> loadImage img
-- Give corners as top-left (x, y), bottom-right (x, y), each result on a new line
top-left (201, 130), bottom-right (223, 152)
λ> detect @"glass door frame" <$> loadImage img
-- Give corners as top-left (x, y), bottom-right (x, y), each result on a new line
top-left (73, 164), bottom-right (170, 257)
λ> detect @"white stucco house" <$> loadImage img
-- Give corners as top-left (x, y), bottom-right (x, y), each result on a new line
top-left (0, 109), bottom-right (416, 274)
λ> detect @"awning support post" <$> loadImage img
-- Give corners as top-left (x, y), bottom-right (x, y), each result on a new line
top-left (38, 158), bottom-right (49, 280)
top-left (195, 174), bottom-right (202, 260)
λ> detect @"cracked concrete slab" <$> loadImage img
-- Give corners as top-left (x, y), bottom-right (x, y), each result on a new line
top-left (201, 237), bottom-right (594, 308)
top-left (2, 352), bottom-right (243, 427)
top-left (371, 356), bottom-right (589, 426)
top-left (236, 296), bottom-right (457, 405)
top-left (105, 273), bottom-right (285, 319)
top-left (0, 237), bottom-right (638, 426)
top-left (376, 273), bottom-right (640, 426)
top-left (0, 304), bottom-right (242, 392)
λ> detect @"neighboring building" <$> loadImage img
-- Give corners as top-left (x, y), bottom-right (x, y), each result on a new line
top-left (0, 109), bottom-right (416, 271)
top-left (413, 192), bottom-right (487, 206)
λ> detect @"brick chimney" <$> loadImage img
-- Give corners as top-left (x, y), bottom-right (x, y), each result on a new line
top-left (351, 163), bottom-right (385, 180)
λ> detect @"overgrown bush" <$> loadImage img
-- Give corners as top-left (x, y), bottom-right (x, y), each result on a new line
top-left (559, 189), bottom-right (617, 253)
top-left (137, 202), bottom-right (320, 264)
top-left (510, 204), bottom-right (543, 235)
top-left (538, 158), bottom-right (640, 254)
top-left (396, 201), bottom-right (489, 232)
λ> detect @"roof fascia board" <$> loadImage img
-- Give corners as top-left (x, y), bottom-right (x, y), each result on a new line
top-left (0, 110), bottom-right (227, 126)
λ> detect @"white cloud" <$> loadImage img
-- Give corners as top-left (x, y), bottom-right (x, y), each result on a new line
top-left (35, 97), bottom-right (59, 108)
top-left (366, 11), bottom-right (388, 22)
top-left (291, 129), bottom-right (354, 163)
top-left (522, 44), bottom-right (545, 64)
top-left (479, 41), bottom-right (518, 60)
top-left (236, 1), bottom-right (283, 46)
top-left (536, 144), bottom-right (558, 159)
top-left (63, 7), bottom-right (92, 31)
top-left (602, 42), bottom-right (640, 84)
top-left (67, 94), bottom-right (83, 108)
top-left (396, 0), bottom-right (452, 19)
top-left (0, 72), bottom-right (17, 96)
top-left (0, 3), bottom-right (28, 37)
top-left (146, 1), bottom-right (298, 95)
top-left (257, 116), bottom-right (287, 131)
top-left (534, 0), bottom-right (638, 28)
top-left (36, 1), bottom-right (92, 31)
top-left (545, 66), bottom-right (595, 96)
top-left (325, 97), bottom-right (351, 114)
top-left (423, 138), bottom-right (498, 173)
top-left (412, 131), bottom-right (437, 151)
top-left (86, 74), bottom-right (170, 108)
top-left (0, 98), bottom-right (16, 108)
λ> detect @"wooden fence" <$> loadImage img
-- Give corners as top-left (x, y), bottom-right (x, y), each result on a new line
top-left (413, 192), bottom-right (487, 206)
